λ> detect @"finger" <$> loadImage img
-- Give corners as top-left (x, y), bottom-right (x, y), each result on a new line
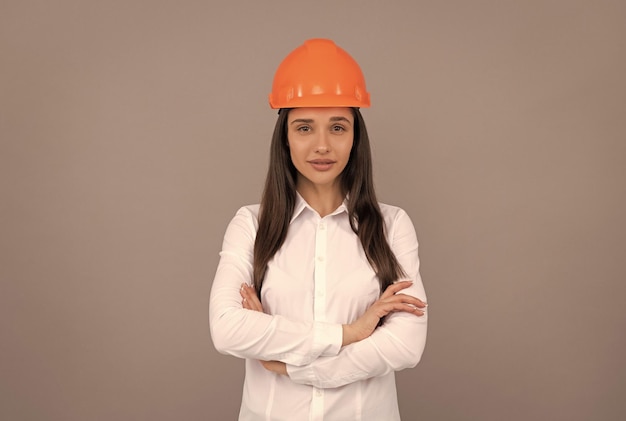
top-left (389, 293), bottom-right (428, 308)
top-left (241, 284), bottom-right (264, 312)
top-left (240, 284), bottom-right (259, 311)
top-left (240, 283), bottom-right (255, 300)
top-left (381, 281), bottom-right (413, 299)
top-left (379, 301), bottom-right (426, 317)
top-left (372, 297), bottom-right (427, 317)
top-left (384, 294), bottom-right (426, 311)
top-left (240, 283), bottom-right (250, 298)
top-left (403, 305), bottom-right (425, 316)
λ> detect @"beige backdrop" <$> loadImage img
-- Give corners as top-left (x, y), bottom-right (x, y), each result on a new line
top-left (1, 1), bottom-right (625, 420)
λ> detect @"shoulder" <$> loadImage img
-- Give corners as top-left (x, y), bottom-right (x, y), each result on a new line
top-left (378, 202), bottom-right (416, 239)
top-left (378, 202), bottom-right (409, 223)
top-left (234, 204), bottom-right (260, 221)
top-left (223, 204), bottom-right (260, 244)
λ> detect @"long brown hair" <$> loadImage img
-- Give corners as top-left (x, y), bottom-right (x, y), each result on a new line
top-left (253, 108), bottom-right (405, 298)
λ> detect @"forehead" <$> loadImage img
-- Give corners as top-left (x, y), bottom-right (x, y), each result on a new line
top-left (288, 107), bottom-right (353, 122)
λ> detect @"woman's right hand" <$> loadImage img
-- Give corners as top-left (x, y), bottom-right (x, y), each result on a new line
top-left (342, 281), bottom-right (427, 347)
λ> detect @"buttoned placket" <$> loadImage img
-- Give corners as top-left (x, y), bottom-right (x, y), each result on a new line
top-left (311, 217), bottom-right (327, 420)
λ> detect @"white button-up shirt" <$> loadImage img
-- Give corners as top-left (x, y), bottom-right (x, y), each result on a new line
top-left (210, 194), bottom-right (427, 421)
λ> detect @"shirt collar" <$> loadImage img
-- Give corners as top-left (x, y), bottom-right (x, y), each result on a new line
top-left (290, 193), bottom-right (308, 223)
top-left (290, 192), bottom-right (349, 223)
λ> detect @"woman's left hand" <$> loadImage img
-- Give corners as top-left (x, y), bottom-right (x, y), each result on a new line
top-left (240, 284), bottom-right (288, 376)
top-left (240, 283), bottom-right (265, 312)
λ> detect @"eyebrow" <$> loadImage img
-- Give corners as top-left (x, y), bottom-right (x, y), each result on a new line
top-left (290, 118), bottom-right (314, 125)
top-left (289, 116), bottom-right (352, 126)
top-left (329, 116), bottom-right (352, 125)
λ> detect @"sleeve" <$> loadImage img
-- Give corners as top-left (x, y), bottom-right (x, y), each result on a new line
top-left (209, 207), bottom-right (343, 366)
top-left (285, 208), bottom-right (427, 388)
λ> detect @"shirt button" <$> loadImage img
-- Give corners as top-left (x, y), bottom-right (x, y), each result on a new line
top-left (319, 223), bottom-right (326, 230)
top-left (315, 389), bottom-right (323, 397)
top-left (317, 256), bottom-right (324, 262)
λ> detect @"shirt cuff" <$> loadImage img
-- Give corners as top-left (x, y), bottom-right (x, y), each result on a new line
top-left (312, 322), bottom-right (342, 357)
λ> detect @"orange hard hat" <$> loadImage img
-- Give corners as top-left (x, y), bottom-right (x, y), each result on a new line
top-left (268, 39), bottom-right (370, 109)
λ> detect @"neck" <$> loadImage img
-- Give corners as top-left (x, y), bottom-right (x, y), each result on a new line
top-left (297, 180), bottom-right (344, 218)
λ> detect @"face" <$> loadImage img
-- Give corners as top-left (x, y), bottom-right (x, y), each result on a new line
top-left (286, 107), bottom-right (354, 192)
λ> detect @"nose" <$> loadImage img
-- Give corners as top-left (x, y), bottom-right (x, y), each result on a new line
top-left (315, 132), bottom-right (330, 154)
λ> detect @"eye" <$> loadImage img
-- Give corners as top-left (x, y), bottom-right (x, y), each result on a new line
top-left (331, 125), bottom-right (346, 133)
top-left (296, 125), bottom-right (312, 133)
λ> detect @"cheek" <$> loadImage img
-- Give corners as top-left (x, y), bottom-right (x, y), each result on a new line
top-left (288, 145), bottom-right (300, 162)
top-left (288, 145), bottom-right (306, 171)
top-left (341, 141), bottom-right (354, 162)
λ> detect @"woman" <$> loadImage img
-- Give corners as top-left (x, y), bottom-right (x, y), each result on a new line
top-left (210, 38), bottom-right (427, 421)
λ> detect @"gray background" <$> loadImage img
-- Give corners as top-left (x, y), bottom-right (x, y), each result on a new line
top-left (1, 1), bottom-right (625, 420)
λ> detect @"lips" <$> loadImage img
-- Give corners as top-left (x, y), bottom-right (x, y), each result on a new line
top-left (308, 159), bottom-right (336, 171)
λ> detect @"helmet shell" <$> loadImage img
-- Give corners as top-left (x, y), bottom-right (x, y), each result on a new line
top-left (269, 39), bottom-right (370, 109)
